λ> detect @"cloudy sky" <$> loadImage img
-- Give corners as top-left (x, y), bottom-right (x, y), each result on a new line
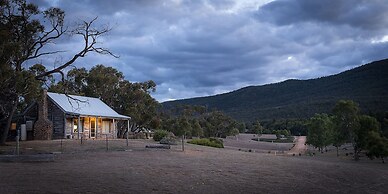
top-left (29, 0), bottom-right (388, 102)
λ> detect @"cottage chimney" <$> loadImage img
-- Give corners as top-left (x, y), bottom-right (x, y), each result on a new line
top-left (34, 90), bottom-right (53, 140)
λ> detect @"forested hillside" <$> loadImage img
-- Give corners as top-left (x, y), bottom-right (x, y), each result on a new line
top-left (163, 59), bottom-right (388, 121)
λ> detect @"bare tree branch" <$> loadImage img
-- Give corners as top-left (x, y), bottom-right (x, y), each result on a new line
top-left (27, 50), bottom-right (66, 60)
top-left (35, 17), bottom-right (118, 80)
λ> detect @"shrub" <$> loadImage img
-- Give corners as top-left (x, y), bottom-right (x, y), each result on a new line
top-left (160, 137), bottom-right (177, 145)
top-left (230, 128), bottom-right (240, 136)
top-left (209, 137), bottom-right (223, 143)
top-left (153, 130), bottom-right (169, 141)
top-left (188, 138), bottom-right (224, 148)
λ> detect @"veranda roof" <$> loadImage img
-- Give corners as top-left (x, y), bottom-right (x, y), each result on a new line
top-left (47, 92), bottom-right (130, 119)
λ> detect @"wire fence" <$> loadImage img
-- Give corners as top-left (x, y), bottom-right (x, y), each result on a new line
top-left (0, 137), bottom-right (184, 156)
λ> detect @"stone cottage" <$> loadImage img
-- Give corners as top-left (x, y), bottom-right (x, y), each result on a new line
top-left (21, 91), bottom-right (130, 140)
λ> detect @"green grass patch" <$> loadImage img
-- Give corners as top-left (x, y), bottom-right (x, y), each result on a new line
top-left (188, 138), bottom-right (224, 148)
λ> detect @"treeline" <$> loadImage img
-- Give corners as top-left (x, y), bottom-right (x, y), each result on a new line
top-left (258, 119), bottom-right (307, 136)
top-left (306, 100), bottom-right (388, 162)
top-left (158, 106), bottom-right (239, 138)
top-left (158, 105), bottom-right (303, 139)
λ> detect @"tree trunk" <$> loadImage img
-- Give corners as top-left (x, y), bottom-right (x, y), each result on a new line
top-left (354, 148), bottom-right (359, 161)
top-left (117, 122), bottom-right (124, 138)
top-left (117, 121), bottom-right (133, 138)
top-left (0, 102), bottom-right (18, 145)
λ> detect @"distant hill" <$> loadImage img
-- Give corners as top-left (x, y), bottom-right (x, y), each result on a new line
top-left (162, 59), bottom-right (388, 121)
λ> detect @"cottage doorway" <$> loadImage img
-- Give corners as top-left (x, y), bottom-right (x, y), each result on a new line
top-left (90, 118), bottom-right (96, 138)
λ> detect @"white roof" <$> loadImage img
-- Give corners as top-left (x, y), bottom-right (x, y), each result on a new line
top-left (47, 92), bottom-right (130, 119)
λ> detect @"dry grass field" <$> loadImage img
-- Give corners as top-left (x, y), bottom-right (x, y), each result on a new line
top-left (0, 137), bottom-right (387, 194)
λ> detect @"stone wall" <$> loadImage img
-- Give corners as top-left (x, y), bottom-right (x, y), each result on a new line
top-left (33, 90), bottom-right (53, 140)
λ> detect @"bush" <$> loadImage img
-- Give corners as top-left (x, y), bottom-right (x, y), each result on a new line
top-left (209, 137), bottom-right (223, 143)
top-left (153, 130), bottom-right (169, 141)
top-left (160, 137), bottom-right (177, 145)
top-left (188, 138), bottom-right (224, 148)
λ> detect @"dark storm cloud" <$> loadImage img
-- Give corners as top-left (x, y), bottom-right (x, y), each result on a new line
top-left (257, 0), bottom-right (388, 30)
top-left (25, 0), bottom-right (388, 101)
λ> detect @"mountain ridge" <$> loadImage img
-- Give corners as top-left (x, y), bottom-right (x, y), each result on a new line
top-left (162, 59), bottom-right (388, 121)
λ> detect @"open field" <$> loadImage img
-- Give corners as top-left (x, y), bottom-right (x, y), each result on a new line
top-left (1, 138), bottom-right (387, 194)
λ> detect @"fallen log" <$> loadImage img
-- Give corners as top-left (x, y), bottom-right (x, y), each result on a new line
top-left (145, 144), bottom-right (171, 149)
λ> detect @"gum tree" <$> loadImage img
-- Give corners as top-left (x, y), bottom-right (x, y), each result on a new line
top-left (354, 115), bottom-right (380, 160)
top-left (332, 100), bottom-right (360, 157)
top-left (307, 113), bottom-right (333, 153)
top-left (0, 0), bottom-right (116, 144)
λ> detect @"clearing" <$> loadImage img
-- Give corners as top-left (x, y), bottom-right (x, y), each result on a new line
top-left (0, 138), bottom-right (387, 194)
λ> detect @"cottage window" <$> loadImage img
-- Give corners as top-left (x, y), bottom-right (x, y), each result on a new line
top-left (102, 120), bottom-right (110, 134)
top-left (73, 118), bottom-right (84, 133)
top-left (10, 123), bottom-right (17, 131)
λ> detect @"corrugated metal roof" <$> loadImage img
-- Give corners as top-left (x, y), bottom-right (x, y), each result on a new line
top-left (47, 92), bottom-right (130, 119)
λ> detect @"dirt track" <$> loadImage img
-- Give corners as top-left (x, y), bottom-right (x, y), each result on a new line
top-left (288, 136), bottom-right (307, 155)
top-left (223, 134), bottom-right (294, 153)
top-left (1, 139), bottom-right (387, 194)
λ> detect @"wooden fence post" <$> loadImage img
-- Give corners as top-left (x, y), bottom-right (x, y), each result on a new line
top-left (106, 134), bottom-right (109, 151)
top-left (182, 135), bottom-right (185, 152)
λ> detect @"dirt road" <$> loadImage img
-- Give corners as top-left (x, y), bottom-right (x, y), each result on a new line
top-left (288, 136), bottom-right (307, 155)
